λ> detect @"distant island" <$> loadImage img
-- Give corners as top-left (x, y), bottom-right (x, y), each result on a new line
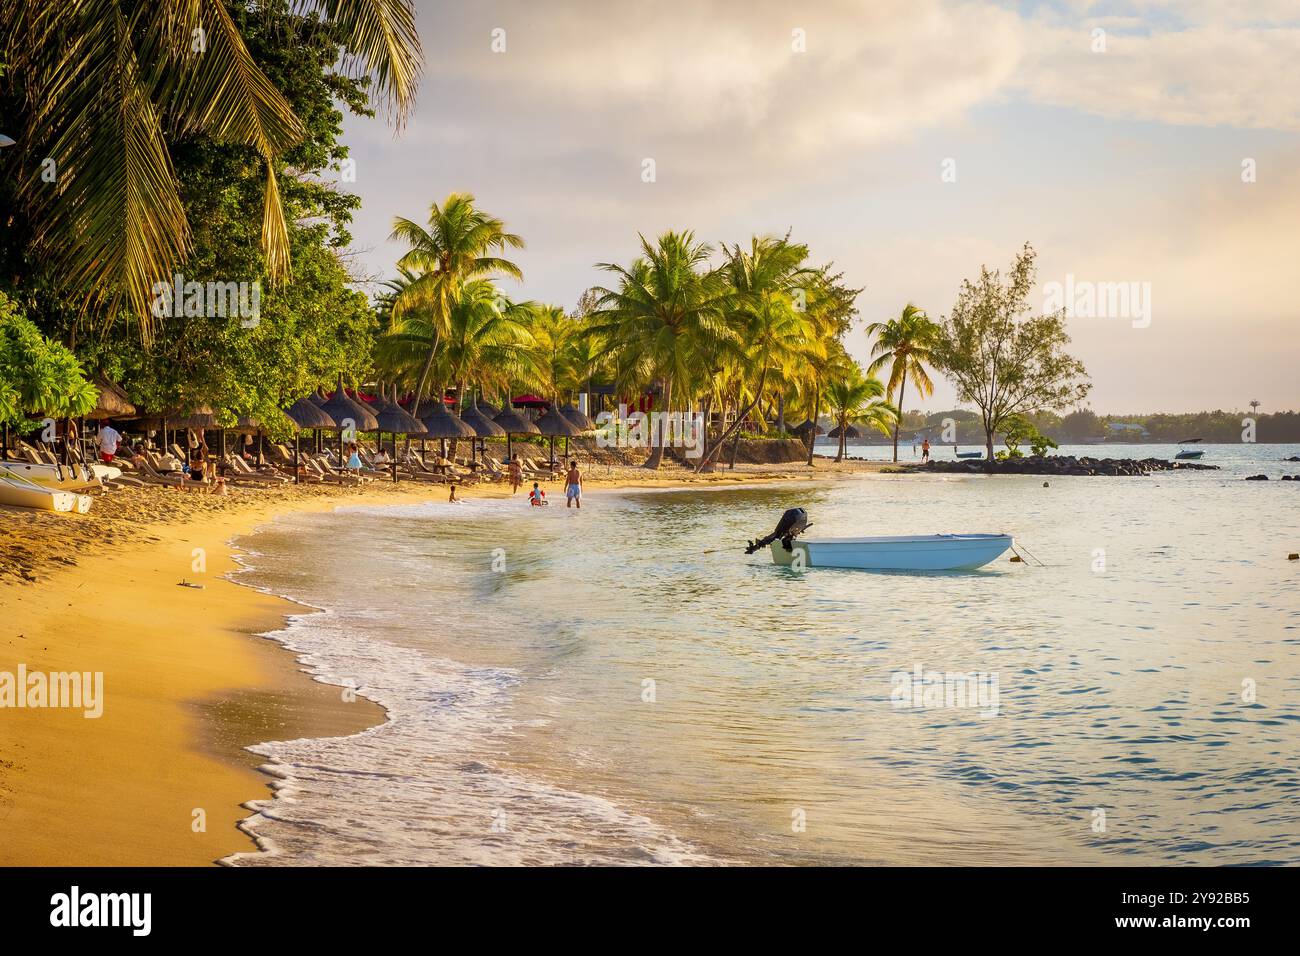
top-left (877, 408), bottom-right (1300, 445)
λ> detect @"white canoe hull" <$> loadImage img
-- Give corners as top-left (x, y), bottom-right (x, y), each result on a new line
top-left (770, 533), bottom-right (1012, 571)
top-left (0, 461), bottom-right (105, 489)
top-left (0, 475), bottom-right (83, 512)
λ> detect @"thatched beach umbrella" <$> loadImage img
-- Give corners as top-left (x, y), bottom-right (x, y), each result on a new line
top-left (170, 405), bottom-right (217, 431)
top-left (534, 405), bottom-right (583, 465)
top-left (793, 418), bottom-right (824, 451)
top-left (827, 424), bottom-right (861, 439)
top-left (87, 378), bottom-right (136, 419)
top-left (160, 405), bottom-right (216, 458)
top-left (319, 374), bottom-right (378, 463)
top-left (420, 397), bottom-right (476, 463)
top-left (460, 399), bottom-right (505, 464)
top-left (373, 385), bottom-right (426, 482)
top-left (284, 397), bottom-right (335, 483)
top-left (557, 403), bottom-right (596, 458)
top-left (493, 406), bottom-right (540, 463)
top-left (559, 404), bottom-right (596, 431)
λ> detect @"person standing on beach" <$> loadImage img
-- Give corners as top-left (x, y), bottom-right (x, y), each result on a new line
top-left (509, 458), bottom-right (523, 495)
top-left (921, 438), bottom-right (931, 461)
top-left (97, 420), bottom-right (122, 463)
top-left (564, 459), bottom-right (582, 509)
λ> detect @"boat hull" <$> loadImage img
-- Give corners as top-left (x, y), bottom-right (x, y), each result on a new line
top-left (1174, 450), bottom-right (1204, 460)
top-left (0, 475), bottom-right (80, 512)
top-left (1, 461), bottom-right (104, 490)
top-left (770, 533), bottom-right (1012, 571)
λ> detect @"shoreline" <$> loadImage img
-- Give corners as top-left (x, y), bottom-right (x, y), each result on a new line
top-left (0, 461), bottom-right (880, 866)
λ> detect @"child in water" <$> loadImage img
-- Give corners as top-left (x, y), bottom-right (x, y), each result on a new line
top-left (528, 482), bottom-right (547, 506)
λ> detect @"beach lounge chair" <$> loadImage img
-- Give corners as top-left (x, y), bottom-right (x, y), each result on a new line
top-left (225, 454), bottom-right (291, 484)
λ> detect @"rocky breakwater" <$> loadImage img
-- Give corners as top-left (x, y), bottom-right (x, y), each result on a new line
top-left (914, 455), bottom-right (1220, 477)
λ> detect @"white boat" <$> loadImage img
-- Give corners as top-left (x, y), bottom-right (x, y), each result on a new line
top-left (0, 472), bottom-right (90, 513)
top-left (1174, 438), bottom-right (1205, 460)
top-left (770, 533), bottom-right (1013, 571)
top-left (746, 509), bottom-right (1013, 571)
top-left (0, 460), bottom-right (105, 490)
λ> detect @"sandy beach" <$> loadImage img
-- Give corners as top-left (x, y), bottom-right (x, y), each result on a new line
top-left (0, 458), bottom-right (886, 866)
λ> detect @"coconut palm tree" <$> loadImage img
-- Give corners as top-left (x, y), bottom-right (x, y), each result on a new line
top-left (0, 0), bottom-right (423, 332)
top-left (388, 193), bottom-right (524, 414)
top-left (825, 368), bottom-right (895, 462)
top-left (694, 236), bottom-right (816, 471)
top-left (588, 231), bottom-right (732, 469)
top-left (377, 276), bottom-right (534, 409)
top-left (865, 303), bottom-right (939, 462)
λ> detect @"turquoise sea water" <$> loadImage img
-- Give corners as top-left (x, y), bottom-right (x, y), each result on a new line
top-left (225, 444), bottom-right (1300, 866)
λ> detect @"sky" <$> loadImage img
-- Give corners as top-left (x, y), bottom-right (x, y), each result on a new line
top-left (337, 0), bottom-right (1300, 414)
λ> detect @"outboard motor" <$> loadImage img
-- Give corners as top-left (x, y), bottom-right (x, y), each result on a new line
top-left (745, 508), bottom-right (810, 554)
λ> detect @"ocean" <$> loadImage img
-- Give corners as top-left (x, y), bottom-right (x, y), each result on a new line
top-left (223, 443), bottom-right (1300, 865)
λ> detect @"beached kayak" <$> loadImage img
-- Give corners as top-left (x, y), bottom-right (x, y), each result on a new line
top-left (769, 533), bottom-right (1013, 571)
top-left (0, 460), bottom-right (105, 490)
top-left (0, 472), bottom-right (91, 512)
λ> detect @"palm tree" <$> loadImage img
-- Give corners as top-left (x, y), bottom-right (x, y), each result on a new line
top-left (0, 0), bottom-right (424, 332)
top-left (825, 368), bottom-right (895, 462)
top-left (865, 303), bottom-right (939, 462)
top-left (587, 231), bottom-right (731, 469)
top-left (388, 193), bottom-right (524, 414)
top-left (694, 236), bottom-right (816, 471)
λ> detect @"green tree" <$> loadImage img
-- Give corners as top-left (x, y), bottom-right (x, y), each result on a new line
top-left (865, 302), bottom-right (939, 463)
top-left (0, 0), bottom-right (422, 334)
top-left (0, 291), bottom-right (95, 429)
top-left (695, 236), bottom-right (817, 471)
top-left (932, 244), bottom-right (1091, 460)
top-left (588, 231), bottom-right (732, 469)
top-left (388, 193), bottom-right (525, 414)
top-left (825, 367), bottom-right (895, 462)
top-left (51, 3), bottom-right (379, 435)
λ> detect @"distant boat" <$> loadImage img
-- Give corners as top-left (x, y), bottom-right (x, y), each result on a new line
top-left (1174, 438), bottom-right (1205, 460)
top-left (744, 508), bottom-right (1012, 571)
top-left (955, 450), bottom-right (984, 459)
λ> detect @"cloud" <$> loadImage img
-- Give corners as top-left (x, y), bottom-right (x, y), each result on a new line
top-left (1016, 20), bottom-right (1300, 130)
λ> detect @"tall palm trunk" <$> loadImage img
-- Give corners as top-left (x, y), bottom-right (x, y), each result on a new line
top-left (806, 380), bottom-right (820, 466)
top-left (836, 418), bottom-right (846, 462)
top-left (891, 374), bottom-right (907, 463)
top-left (695, 366), bottom-right (769, 472)
top-left (644, 377), bottom-right (671, 469)
top-left (409, 328), bottom-right (440, 417)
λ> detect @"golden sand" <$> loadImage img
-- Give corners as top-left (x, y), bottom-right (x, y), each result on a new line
top-left (0, 458), bottom-right (888, 865)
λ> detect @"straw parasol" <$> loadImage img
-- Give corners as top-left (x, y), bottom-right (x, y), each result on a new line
top-left (534, 405), bottom-right (583, 465)
top-left (793, 418), bottom-right (824, 436)
top-left (493, 405), bottom-right (540, 462)
top-left (373, 385), bottom-right (426, 482)
top-left (283, 398), bottom-right (335, 486)
top-left (559, 403), bottom-right (596, 431)
top-left (459, 399), bottom-right (505, 464)
top-left (284, 398), bottom-right (336, 483)
top-left (419, 400), bottom-right (476, 440)
top-left (319, 374), bottom-right (379, 431)
top-left (318, 373), bottom-right (378, 463)
top-left (170, 405), bottom-right (217, 431)
top-left (87, 378), bottom-right (135, 419)
top-left (418, 395), bottom-right (475, 463)
top-left (827, 424), bottom-right (861, 439)
top-left (285, 397), bottom-right (335, 430)
top-left (161, 405), bottom-right (217, 457)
